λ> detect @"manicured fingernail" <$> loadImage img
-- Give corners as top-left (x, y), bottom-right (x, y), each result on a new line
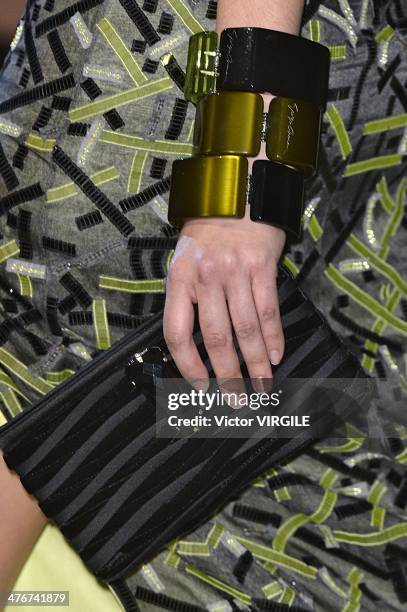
top-left (252, 377), bottom-right (272, 393)
top-left (220, 379), bottom-right (247, 408)
top-left (270, 351), bottom-right (281, 366)
top-left (191, 379), bottom-right (210, 393)
top-left (221, 378), bottom-right (246, 396)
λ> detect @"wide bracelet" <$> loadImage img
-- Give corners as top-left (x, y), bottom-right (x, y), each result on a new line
top-left (184, 28), bottom-right (330, 109)
top-left (194, 91), bottom-right (321, 178)
top-left (169, 27), bottom-right (329, 240)
top-left (168, 155), bottom-right (304, 242)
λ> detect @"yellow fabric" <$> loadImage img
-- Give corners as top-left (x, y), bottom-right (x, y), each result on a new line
top-left (7, 523), bottom-right (122, 612)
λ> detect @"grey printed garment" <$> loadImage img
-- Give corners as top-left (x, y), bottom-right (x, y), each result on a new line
top-left (0, 0), bottom-right (407, 610)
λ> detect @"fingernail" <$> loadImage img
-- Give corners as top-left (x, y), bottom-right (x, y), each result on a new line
top-left (252, 377), bottom-right (272, 393)
top-left (270, 351), bottom-right (281, 366)
top-left (220, 378), bottom-right (247, 409)
top-left (191, 378), bottom-right (210, 393)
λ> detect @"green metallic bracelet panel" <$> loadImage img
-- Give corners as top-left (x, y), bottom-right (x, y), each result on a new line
top-left (168, 155), bottom-right (248, 223)
top-left (195, 91), bottom-right (264, 156)
top-left (266, 97), bottom-right (322, 177)
top-left (184, 31), bottom-right (218, 104)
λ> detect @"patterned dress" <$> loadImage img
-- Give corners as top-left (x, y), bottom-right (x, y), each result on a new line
top-left (0, 1), bottom-right (406, 611)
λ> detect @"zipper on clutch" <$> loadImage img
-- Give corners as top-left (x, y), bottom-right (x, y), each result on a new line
top-left (125, 346), bottom-right (168, 390)
top-left (0, 312), bottom-right (165, 437)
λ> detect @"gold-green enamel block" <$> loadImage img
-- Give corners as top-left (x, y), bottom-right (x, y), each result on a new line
top-left (266, 97), bottom-right (322, 177)
top-left (168, 155), bottom-right (248, 223)
top-left (184, 31), bottom-right (218, 104)
top-left (194, 91), bottom-right (264, 156)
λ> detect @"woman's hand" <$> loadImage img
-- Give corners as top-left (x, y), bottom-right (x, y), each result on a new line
top-left (163, 206), bottom-right (286, 393)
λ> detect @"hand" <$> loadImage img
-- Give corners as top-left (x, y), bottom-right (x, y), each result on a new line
top-left (163, 205), bottom-right (286, 393)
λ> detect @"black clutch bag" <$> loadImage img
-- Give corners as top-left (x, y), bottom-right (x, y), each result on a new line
top-left (0, 265), bottom-right (372, 583)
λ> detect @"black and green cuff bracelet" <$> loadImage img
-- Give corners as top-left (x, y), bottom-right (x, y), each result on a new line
top-left (184, 27), bottom-right (330, 109)
top-left (168, 155), bottom-right (305, 242)
top-left (168, 27), bottom-right (330, 241)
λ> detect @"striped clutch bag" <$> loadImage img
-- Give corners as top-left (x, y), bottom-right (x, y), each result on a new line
top-left (0, 265), bottom-right (372, 583)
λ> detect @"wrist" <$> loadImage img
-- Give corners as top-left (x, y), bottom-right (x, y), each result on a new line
top-left (181, 204), bottom-right (287, 246)
top-left (215, 0), bottom-right (305, 37)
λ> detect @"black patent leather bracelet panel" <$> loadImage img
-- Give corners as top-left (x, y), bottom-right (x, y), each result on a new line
top-left (218, 27), bottom-right (331, 110)
top-left (248, 160), bottom-right (305, 243)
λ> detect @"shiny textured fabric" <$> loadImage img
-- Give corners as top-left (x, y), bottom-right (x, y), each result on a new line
top-left (0, 0), bottom-right (407, 611)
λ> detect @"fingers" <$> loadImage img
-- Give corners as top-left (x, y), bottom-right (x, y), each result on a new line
top-left (225, 271), bottom-right (273, 392)
top-left (195, 275), bottom-right (243, 390)
top-left (251, 267), bottom-right (285, 366)
top-left (164, 229), bottom-right (285, 399)
top-left (163, 272), bottom-right (209, 390)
